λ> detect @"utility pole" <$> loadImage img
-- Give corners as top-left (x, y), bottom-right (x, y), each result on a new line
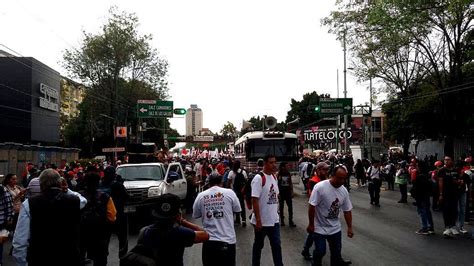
top-left (369, 77), bottom-right (373, 160)
top-left (343, 31), bottom-right (348, 153)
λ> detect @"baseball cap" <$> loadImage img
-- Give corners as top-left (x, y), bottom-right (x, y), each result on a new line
top-left (151, 193), bottom-right (181, 219)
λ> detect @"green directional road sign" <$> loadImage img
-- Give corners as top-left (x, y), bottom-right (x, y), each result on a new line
top-left (137, 100), bottom-right (174, 118)
top-left (319, 98), bottom-right (353, 116)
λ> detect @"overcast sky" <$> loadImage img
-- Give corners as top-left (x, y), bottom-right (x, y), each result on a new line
top-left (1, 0), bottom-right (371, 135)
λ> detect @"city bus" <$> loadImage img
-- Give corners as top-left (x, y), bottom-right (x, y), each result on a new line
top-left (234, 131), bottom-right (300, 184)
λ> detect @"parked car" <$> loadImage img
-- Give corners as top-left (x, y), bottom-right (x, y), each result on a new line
top-left (116, 162), bottom-right (187, 214)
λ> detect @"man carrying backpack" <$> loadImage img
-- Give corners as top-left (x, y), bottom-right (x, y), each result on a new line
top-left (121, 193), bottom-right (209, 266)
top-left (227, 160), bottom-right (248, 227)
top-left (251, 155), bottom-right (283, 266)
top-left (79, 168), bottom-right (117, 266)
top-left (100, 166), bottom-right (129, 258)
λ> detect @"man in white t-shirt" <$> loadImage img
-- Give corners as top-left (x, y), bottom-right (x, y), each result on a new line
top-left (193, 173), bottom-right (242, 266)
top-left (250, 155), bottom-right (283, 266)
top-left (367, 160), bottom-right (382, 207)
top-left (307, 165), bottom-right (354, 266)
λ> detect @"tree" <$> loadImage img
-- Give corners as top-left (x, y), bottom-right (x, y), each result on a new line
top-left (220, 121), bottom-right (237, 137)
top-left (62, 7), bottom-right (171, 156)
top-left (285, 91), bottom-right (334, 132)
top-left (323, 0), bottom-right (473, 153)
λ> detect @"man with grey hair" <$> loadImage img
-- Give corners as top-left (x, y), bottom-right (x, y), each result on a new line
top-left (13, 168), bottom-right (87, 266)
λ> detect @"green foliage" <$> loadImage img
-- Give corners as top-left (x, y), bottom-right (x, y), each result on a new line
top-left (323, 0), bottom-right (474, 144)
top-left (285, 91), bottom-right (334, 131)
top-left (220, 121), bottom-right (237, 137)
top-left (62, 7), bottom-right (174, 156)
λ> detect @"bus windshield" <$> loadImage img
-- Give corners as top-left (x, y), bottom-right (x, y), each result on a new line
top-left (247, 139), bottom-right (298, 161)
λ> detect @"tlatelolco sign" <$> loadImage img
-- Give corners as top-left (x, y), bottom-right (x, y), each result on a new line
top-left (303, 127), bottom-right (352, 142)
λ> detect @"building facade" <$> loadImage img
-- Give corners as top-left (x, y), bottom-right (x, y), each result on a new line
top-left (185, 104), bottom-right (203, 136)
top-left (0, 56), bottom-right (61, 144)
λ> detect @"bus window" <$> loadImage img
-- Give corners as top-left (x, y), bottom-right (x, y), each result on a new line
top-left (247, 139), bottom-right (297, 160)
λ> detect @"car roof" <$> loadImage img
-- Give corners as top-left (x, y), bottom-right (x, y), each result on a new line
top-left (117, 163), bottom-right (163, 168)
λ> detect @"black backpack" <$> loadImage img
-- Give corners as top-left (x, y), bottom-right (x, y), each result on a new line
top-left (233, 169), bottom-right (246, 193)
top-left (306, 163), bottom-right (314, 178)
top-left (120, 244), bottom-right (158, 266)
top-left (80, 190), bottom-right (109, 228)
top-left (243, 172), bottom-right (274, 209)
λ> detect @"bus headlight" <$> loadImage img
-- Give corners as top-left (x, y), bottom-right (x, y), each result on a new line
top-left (148, 187), bottom-right (162, 198)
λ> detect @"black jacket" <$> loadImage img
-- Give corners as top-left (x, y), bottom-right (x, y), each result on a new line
top-left (28, 188), bottom-right (81, 266)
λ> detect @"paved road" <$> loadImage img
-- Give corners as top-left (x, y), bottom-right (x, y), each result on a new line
top-left (4, 180), bottom-right (474, 265)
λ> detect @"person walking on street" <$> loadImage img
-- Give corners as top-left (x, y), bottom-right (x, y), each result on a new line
top-left (367, 160), bottom-right (382, 207)
top-left (227, 160), bottom-right (248, 227)
top-left (384, 161), bottom-right (396, 191)
top-left (79, 169), bottom-right (117, 266)
top-left (354, 159), bottom-right (365, 187)
top-left (251, 154), bottom-right (283, 266)
top-left (395, 161), bottom-right (409, 203)
top-left (431, 161), bottom-right (443, 211)
top-left (301, 162), bottom-right (330, 261)
top-left (307, 165), bottom-right (353, 266)
top-left (193, 173), bottom-right (241, 266)
top-left (411, 163), bottom-right (435, 235)
top-left (456, 160), bottom-right (470, 234)
top-left (0, 179), bottom-right (13, 266)
top-left (13, 169), bottom-right (87, 266)
top-left (100, 166), bottom-right (129, 258)
top-left (278, 162), bottom-right (295, 227)
top-left (129, 193), bottom-right (209, 266)
top-left (438, 156), bottom-right (462, 238)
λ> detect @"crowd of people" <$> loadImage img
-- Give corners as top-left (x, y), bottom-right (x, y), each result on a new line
top-left (0, 161), bottom-right (128, 266)
top-left (0, 150), bottom-right (472, 265)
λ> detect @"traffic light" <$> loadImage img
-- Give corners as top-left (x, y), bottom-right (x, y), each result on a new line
top-left (173, 108), bottom-right (186, 115)
top-left (314, 105), bottom-right (321, 113)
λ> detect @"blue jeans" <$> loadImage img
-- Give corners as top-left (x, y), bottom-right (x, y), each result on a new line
top-left (252, 223), bottom-right (283, 266)
top-left (312, 231), bottom-right (342, 266)
top-left (303, 232), bottom-right (314, 253)
top-left (458, 192), bottom-right (466, 228)
top-left (416, 199), bottom-right (434, 230)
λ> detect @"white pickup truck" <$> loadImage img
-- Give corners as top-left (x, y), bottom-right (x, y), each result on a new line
top-left (116, 162), bottom-right (187, 214)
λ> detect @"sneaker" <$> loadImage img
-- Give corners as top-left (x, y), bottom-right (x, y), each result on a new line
top-left (416, 229), bottom-right (429, 235)
top-left (450, 227), bottom-right (460, 235)
top-left (459, 227), bottom-right (468, 234)
top-left (428, 228), bottom-right (435, 235)
top-left (443, 228), bottom-right (453, 238)
top-left (301, 250), bottom-right (312, 261)
top-left (289, 221), bottom-right (296, 227)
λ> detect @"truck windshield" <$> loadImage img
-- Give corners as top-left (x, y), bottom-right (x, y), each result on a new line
top-left (116, 166), bottom-right (164, 181)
